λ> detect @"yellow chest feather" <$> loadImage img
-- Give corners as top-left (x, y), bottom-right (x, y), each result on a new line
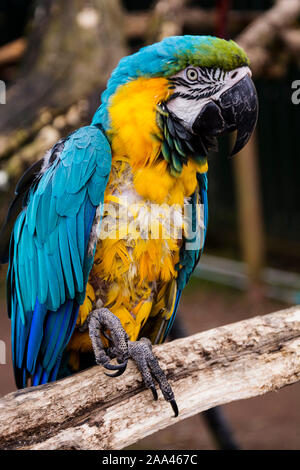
top-left (69, 77), bottom-right (207, 354)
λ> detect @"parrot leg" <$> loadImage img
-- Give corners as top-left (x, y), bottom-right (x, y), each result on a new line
top-left (88, 308), bottom-right (178, 417)
top-left (88, 308), bottom-right (129, 371)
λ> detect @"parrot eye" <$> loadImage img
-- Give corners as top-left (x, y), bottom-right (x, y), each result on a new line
top-left (186, 68), bottom-right (198, 82)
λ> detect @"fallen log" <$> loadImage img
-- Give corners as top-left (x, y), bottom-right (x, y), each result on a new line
top-left (0, 306), bottom-right (299, 450)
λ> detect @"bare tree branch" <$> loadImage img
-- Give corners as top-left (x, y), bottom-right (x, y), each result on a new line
top-left (237, 0), bottom-right (300, 75)
top-left (125, 1), bottom-right (300, 77)
top-left (0, 38), bottom-right (27, 67)
top-left (280, 28), bottom-right (300, 61)
top-left (146, 0), bottom-right (190, 43)
top-left (0, 0), bottom-right (126, 162)
top-left (0, 306), bottom-right (299, 450)
top-left (125, 9), bottom-right (260, 39)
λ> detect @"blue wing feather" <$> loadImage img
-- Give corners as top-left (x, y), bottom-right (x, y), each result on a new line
top-left (26, 300), bottom-right (47, 372)
top-left (8, 125), bottom-right (111, 387)
top-left (162, 288), bottom-right (182, 342)
top-left (163, 172), bottom-right (208, 341)
top-left (176, 172), bottom-right (208, 290)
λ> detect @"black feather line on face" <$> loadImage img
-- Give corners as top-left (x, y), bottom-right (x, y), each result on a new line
top-left (168, 66), bottom-right (227, 102)
top-left (155, 103), bottom-right (217, 177)
top-left (168, 85), bottom-right (222, 101)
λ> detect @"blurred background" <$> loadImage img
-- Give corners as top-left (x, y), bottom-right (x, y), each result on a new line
top-left (0, 0), bottom-right (300, 450)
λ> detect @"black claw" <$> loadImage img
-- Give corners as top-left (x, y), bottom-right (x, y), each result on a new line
top-left (104, 362), bottom-right (128, 377)
top-left (117, 357), bottom-right (128, 364)
top-left (170, 399), bottom-right (179, 417)
top-left (103, 360), bottom-right (128, 371)
top-left (150, 385), bottom-right (158, 401)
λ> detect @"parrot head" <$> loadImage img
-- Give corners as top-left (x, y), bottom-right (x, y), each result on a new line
top-left (94, 35), bottom-right (258, 173)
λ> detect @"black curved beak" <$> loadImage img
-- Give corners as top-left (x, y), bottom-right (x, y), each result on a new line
top-left (192, 74), bottom-right (258, 156)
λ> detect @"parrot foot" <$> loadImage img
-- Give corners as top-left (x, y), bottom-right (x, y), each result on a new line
top-left (88, 308), bottom-right (129, 372)
top-left (127, 337), bottom-right (178, 417)
top-left (88, 309), bottom-right (178, 417)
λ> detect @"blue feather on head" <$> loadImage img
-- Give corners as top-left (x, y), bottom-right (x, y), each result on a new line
top-left (92, 35), bottom-right (249, 129)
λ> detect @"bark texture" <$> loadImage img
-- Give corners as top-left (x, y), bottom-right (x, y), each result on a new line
top-left (0, 306), bottom-right (299, 450)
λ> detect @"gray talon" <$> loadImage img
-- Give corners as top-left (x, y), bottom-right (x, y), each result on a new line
top-left (88, 309), bottom-right (178, 416)
top-left (128, 337), bottom-right (178, 416)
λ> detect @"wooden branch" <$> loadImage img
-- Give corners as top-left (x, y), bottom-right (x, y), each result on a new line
top-left (0, 306), bottom-right (299, 450)
top-left (125, 2), bottom-right (300, 76)
top-left (238, 0), bottom-right (300, 49)
top-left (0, 0), bottom-right (127, 162)
top-left (124, 9), bottom-right (260, 39)
top-left (0, 38), bottom-right (27, 67)
top-left (0, 0), bottom-right (127, 226)
top-left (146, 0), bottom-right (190, 43)
top-left (237, 0), bottom-right (300, 76)
top-left (280, 28), bottom-right (300, 59)
top-left (0, 9), bottom-right (262, 70)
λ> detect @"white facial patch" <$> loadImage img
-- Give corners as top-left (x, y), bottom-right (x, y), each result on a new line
top-left (166, 65), bottom-right (251, 132)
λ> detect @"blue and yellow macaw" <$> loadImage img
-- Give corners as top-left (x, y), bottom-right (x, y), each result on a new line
top-left (0, 35), bottom-right (257, 415)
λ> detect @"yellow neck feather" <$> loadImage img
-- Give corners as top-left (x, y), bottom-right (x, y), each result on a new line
top-left (107, 77), bottom-right (171, 169)
top-left (107, 77), bottom-right (208, 204)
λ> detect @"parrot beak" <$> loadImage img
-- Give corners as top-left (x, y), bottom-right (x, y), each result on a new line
top-left (192, 74), bottom-right (258, 156)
